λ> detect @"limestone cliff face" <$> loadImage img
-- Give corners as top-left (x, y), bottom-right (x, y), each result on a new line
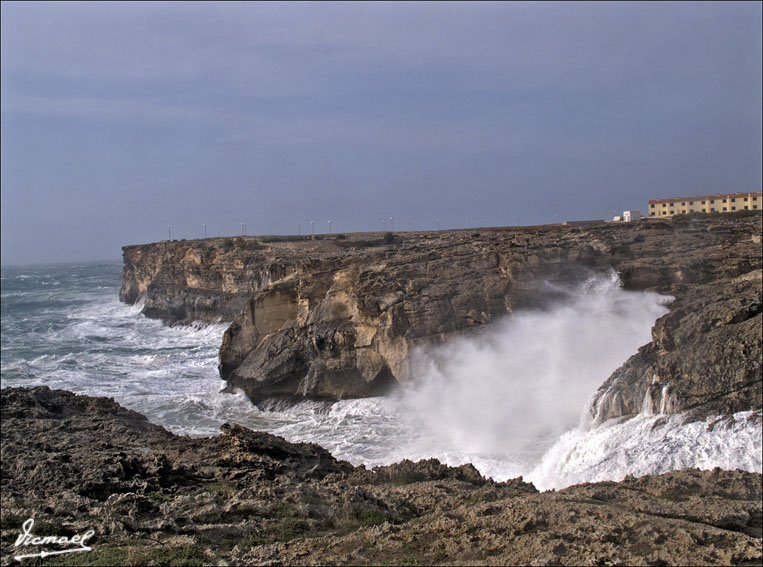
top-left (121, 240), bottom-right (300, 324)
top-left (121, 215), bottom-right (762, 419)
top-left (590, 269), bottom-right (762, 422)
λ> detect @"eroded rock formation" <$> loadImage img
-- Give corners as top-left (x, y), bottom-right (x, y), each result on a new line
top-left (121, 214), bottom-right (762, 420)
top-left (2, 387), bottom-right (760, 566)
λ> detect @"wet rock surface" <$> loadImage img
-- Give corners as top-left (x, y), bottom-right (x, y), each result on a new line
top-left (2, 387), bottom-right (761, 566)
top-left (592, 269), bottom-right (762, 422)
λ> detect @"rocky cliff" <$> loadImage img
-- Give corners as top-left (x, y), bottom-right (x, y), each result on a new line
top-left (121, 213), bottom-right (762, 420)
top-left (2, 387), bottom-right (761, 566)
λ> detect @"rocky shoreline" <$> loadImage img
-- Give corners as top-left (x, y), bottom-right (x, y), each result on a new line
top-left (2, 214), bottom-right (760, 565)
top-left (121, 214), bottom-right (762, 422)
top-left (2, 386), bottom-right (761, 566)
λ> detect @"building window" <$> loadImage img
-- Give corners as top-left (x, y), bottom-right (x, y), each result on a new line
top-left (662, 203), bottom-right (667, 207)
top-left (731, 206), bottom-right (736, 210)
top-left (689, 201), bottom-right (693, 205)
top-left (722, 199), bottom-right (727, 203)
top-left (745, 206), bottom-right (749, 210)
top-left (650, 204), bottom-right (655, 208)
top-left (754, 205), bottom-right (758, 209)
top-left (710, 208), bottom-right (715, 211)
top-left (731, 198), bottom-right (736, 202)
top-left (744, 197), bottom-right (748, 201)
top-left (723, 207), bottom-right (727, 211)
top-left (681, 210), bottom-right (686, 213)
top-left (710, 200), bottom-right (715, 204)
top-left (701, 200), bottom-right (706, 204)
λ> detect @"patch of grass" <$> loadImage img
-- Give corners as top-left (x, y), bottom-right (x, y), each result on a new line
top-left (259, 235), bottom-right (307, 243)
top-left (466, 490), bottom-right (499, 504)
top-left (205, 482), bottom-right (233, 496)
top-left (272, 517), bottom-right (311, 541)
top-left (46, 543), bottom-right (210, 566)
top-left (237, 239), bottom-right (266, 251)
top-left (45, 544), bottom-right (131, 566)
top-left (147, 491), bottom-right (173, 505)
top-left (357, 508), bottom-right (388, 527)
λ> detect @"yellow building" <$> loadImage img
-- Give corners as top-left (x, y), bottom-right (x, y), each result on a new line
top-left (648, 191), bottom-right (762, 217)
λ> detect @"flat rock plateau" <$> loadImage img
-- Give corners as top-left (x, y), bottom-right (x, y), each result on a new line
top-left (2, 213), bottom-right (761, 565)
top-left (1, 387), bottom-right (761, 566)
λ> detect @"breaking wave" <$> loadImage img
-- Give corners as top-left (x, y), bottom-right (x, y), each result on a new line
top-left (2, 263), bottom-right (760, 490)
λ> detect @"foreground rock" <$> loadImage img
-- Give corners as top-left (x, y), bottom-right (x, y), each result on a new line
top-left (2, 387), bottom-right (761, 566)
top-left (121, 213), bottom-right (762, 422)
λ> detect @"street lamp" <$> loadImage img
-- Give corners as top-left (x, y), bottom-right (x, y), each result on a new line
top-left (240, 222), bottom-right (244, 235)
top-left (168, 225), bottom-right (172, 241)
top-left (390, 217), bottom-right (394, 231)
top-left (298, 222), bottom-right (301, 236)
top-left (328, 220), bottom-right (332, 234)
top-left (203, 224), bottom-right (207, 238)
top-left (436, 218), bottom-right (440, 231)
top-left (382, 219), bottom-right (386, 231)
top-left (311, 220), bottom-right (315, 235)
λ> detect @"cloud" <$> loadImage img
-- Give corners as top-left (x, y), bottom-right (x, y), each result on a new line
top-left (1, 1), bottom-right (760, 265)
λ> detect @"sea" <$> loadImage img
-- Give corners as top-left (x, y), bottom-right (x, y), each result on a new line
top-left (2, 260), bottom-right (760, 490)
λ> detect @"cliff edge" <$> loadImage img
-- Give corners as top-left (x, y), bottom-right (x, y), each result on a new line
top-left (121, 214), bottom-right (762, 421)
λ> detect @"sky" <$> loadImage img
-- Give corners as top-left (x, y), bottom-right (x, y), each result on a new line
top-left (1, 1), bottom-right (761, 265)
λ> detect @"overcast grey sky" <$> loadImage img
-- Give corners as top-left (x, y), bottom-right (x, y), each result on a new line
top-left (2, 1), bottom-right (761, 265)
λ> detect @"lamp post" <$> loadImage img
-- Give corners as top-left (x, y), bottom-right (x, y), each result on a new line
top-left (203, 224), bottom-right (207, 238)
top-left (390, 217), bottom-right (394, 231)
top-left (517, 215), bottom-right (521, 227)
top-left (240, 222), bottom-right (244, 236)
top-left (328, 220), bottom-right (332, 234)
top-left (298, 222), bottom-right (301, 236)
top-left (382, 219), bottom-right (386, 231)
top-left (168, 225), bottom-right (171, 241)
top-left (311, 220), bottom-right (315, 235)
top-left (436, 218), bottom-right (440, 231)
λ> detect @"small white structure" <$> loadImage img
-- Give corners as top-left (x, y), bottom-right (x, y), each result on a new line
top-left (623, 210), bottom-right (641, 222)
top-left (612, 215), bottom-right (622, 222)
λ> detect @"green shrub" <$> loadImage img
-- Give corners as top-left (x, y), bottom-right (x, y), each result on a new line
top-left (237, 239), bottom-right (266, 251)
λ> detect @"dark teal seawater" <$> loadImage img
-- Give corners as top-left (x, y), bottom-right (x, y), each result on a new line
top-left (1, 262), bottom-right (758, 489)
top-left (0, 261), bottom-right (246, 433)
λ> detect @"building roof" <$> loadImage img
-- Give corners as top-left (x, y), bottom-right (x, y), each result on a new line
top-left (648, 191), bottom-right (762, 205)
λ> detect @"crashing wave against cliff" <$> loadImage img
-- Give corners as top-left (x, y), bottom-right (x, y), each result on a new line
top-left (121, 214), bottom-right (762, 423)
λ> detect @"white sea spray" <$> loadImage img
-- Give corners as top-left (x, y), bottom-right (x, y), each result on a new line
top-left (2, 262), bottom-right (760, 489)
